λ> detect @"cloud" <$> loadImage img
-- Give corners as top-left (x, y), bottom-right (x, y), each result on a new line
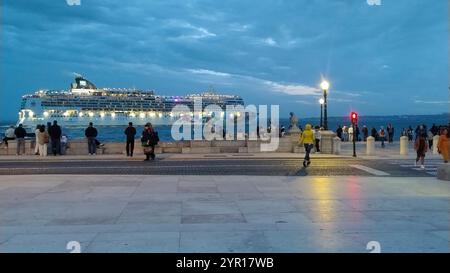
top-left (262, 37), bottom-right (277, 46)
top-left (164, 19), bottom-right (216, 40)
top-left (264, 81), bottom-right (321, 96)
top-left (414, 100), bottom-right (450, 104)
top-left (186, 69), bottom-right (231, 77)
top-left (1, 0), bottom-right (448, 121)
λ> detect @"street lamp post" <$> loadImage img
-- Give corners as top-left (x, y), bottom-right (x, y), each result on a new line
top-left (320, 80), bottom-right (330, 130)
top-left (319, 98), bottom-right (324, 128)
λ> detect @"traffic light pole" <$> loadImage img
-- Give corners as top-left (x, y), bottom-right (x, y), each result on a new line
top-left (352, 122), bottom-right (357, 157)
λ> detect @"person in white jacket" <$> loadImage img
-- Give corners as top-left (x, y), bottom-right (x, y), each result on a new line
top-left (348, 125), bottom-right (354, 142)
top-left (34, 125), bottom-right (41, 155)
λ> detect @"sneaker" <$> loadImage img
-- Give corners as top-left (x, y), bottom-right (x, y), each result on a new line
top-left (302, 161), bottom-right (307, 167)
top-left (420, 165), bottom-right (425, 170)
top-left (307, 160), bottom-right (311, 166)
top-left (93, 153), bottom-right (96, 156)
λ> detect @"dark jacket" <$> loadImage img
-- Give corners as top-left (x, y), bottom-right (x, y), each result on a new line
top-left (85, 126), bottom-right (98, 138)
top-left (387, 126), bottom-right (394, 135)
top-left (49, 125), bottom-right (62, 139)
top-left (141, 130), bottom-right (159, 146)
top-left (336, 127), bottom-right (343, 138)
top-left (371, 128), bottom-right (377, 138)
top-left (14, 127), bottom-right (27, 138)
top-left (125, 126), bottom-right (137, 141)
top-left (362, 127), bottom-right (369, 137)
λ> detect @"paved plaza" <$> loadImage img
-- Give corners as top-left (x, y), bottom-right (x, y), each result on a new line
top-left (0, 173), bottom-right (448, 253)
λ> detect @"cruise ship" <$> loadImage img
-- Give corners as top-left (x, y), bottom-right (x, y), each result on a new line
top-left (17, 76), bottom-right (245, 128)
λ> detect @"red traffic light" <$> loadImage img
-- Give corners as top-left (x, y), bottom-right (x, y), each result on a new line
top-left (350, 112), bottom-right (358, 124)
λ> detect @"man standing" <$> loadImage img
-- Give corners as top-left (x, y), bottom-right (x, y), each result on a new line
top-left (314, 126), bottom-right (321, 153)
top-left (85, 122), bottom-right (98, 155)
top-left (362, 125), bottom-right (369, 141)
top-left (336, 125), bottom-right (343, 140)
top-left (14, 124), bottom-right (27, 155)
top-left (124, 122), bottom-right (137, 157)
top-left (387, 123), bottom-right (395, 143)
top-left (49, 120), bottom-right (62, 156)
top-left (355, 125), bottom-right (361, 142)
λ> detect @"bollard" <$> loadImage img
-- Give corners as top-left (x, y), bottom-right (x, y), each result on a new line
top-left (366, 136), bottom-right (375, 155)
top-left (433, 135), bottom-right (440, 154)
top-left (333, 137), bottom-right (341, 155)
top-left (400, 136), bottom-right (408, 155)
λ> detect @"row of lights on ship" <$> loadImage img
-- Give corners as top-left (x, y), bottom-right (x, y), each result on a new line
top-left (41, 111), bottom-right (242, 119)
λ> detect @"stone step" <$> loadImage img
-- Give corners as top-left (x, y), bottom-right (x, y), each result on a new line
top-left (182, 147), bottom-right (221, 154)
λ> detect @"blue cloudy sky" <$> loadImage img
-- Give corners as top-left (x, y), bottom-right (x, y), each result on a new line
top-left (1, 0), bottom-right (448, 122)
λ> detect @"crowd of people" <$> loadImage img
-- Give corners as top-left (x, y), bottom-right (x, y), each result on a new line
top-left (0, 121), bottom-right (160, 161)
top-left (335, 123), bottom-right (396, 147)
top-left (1, 119), bottom-right (448, 165)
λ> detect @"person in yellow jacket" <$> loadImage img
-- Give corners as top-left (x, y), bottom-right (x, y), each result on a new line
top-left (299, 124), bottom-right (315, 167)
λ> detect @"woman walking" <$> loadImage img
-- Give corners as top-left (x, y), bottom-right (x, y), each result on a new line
top-left (299, 124), bottom-right (315, 167)
top-left (414, 134), bottom-right (428, 169)
top-left (141, 123), bottom-right (159, 161)
top-left (437, 128), bottom-right (449, 163)
top-left (37, 125), bottom-right (49, 157)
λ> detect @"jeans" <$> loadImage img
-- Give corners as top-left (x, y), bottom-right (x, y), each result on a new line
top-left (416, 151), bottom-right (425, 165)
top-left (87, 137), bottom-right (97, 154)
top-left (388, 133), bottom-right (394, 143)
top-left (304, 143), bottom-right (313, 162)
top-left (16, 138), bottom-right (25, 155)
top-left (2, 137), bottom-right (14, 147)
top-left (126, 139), bottom-right (135, 156)
top-left (51, 138), bottom-right (61, 155)
top-left (315, 139), bottom-right (320, 152)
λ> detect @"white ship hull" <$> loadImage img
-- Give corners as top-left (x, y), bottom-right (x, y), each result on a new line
top-left (17, 76), bottom-right (244, 129)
